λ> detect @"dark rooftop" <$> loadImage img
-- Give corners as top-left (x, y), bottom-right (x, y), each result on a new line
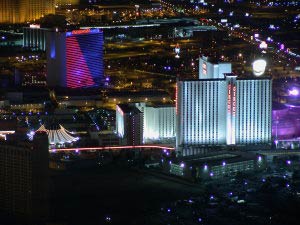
top-left (117, 104), bottom-right (142, 114)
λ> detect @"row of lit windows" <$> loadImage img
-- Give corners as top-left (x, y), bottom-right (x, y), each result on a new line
top-left (180, 81), bottom-right (226, 145)
top-left (236, 81), bottom-right (271, 144)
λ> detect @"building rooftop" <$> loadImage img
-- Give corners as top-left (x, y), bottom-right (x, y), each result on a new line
top-left (178, 75), bottom-right (272, 82)
top-left (117, 104), bottom-right (142, 114)
top-left (175, 150), bottom-right (258, 167)
top-left (200, 55), bottom-right (229, 64)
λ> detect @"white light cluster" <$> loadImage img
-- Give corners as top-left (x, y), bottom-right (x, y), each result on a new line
top-left (252, 59), bottom-right (267, 76)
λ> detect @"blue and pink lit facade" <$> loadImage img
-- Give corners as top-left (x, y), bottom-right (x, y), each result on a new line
top-left (46, 29), bottom-right (104, 88)
top-left (176, 56), bottom-right (272, 156)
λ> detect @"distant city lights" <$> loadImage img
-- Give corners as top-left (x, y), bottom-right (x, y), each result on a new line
top-left (259, 41), bottom-right (268, 49)
top-left (174, 43), bottom-right (180, 58)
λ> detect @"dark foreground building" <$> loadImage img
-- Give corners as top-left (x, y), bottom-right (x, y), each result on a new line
top-left (0, 132), bottom-right (49, 224)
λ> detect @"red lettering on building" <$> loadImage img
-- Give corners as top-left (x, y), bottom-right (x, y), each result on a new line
top-left (227, 84), bottom-right (231, 112)
top-left (175, 84), bottom-right (178, 115)
top-left (71, 29), bottom-right (91, 35)
top-left (232, 85), bottom-right (236, 116)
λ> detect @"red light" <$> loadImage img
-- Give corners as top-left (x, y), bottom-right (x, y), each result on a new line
top-left (232, 85), bottom-right (236, 116)
top-left (50, 145), bottom-right (175, 152)
top-left (175, 84), bottom-right (178, 115)
top-left (71, 29), bottom-right (91, 35)
top-left (227, 84), bottom-right (231, 113)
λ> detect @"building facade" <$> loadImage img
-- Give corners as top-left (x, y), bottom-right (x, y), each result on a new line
top-left (135, 103), bottom-right (176, 143)
top-left (23, 25), bottom-right (50, 51)
top-left (0, 0), bottom-right (18, 24)
top-left (116, 104), bottom-right (143, 146)
top-left (176, 75), bottom-right (272, 149)
top-left (177, 73), bottom-right (272, 155)
top-left (55, 0), bottom-right (80, 5)
top-left (0, 132), bottom-right (49, 223)
top-left (0, 0), bottom-right (55, 24)
top-left (176, 78), bottom-right (227, 147)
top-left (46, 29), bottom-right (104, 88)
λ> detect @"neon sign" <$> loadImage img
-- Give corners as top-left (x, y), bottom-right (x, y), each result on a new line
top-left (232, 85), bottom-right (236, 116)
top-left (66, 29), bottom-right (101, 37)
top-left (72, 29), bottom-right (91, 35)
top-left (227, 81), bottom-right (236, 145)
top-left (227, 84), bottom-right (231, 112)
top-left (227, 84), bottom-right (236, 116)
top-left (175, 84), bottom-right (178, 115)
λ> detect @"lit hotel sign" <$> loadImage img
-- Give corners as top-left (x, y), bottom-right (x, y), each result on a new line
top-left (227, 82), bottom-right (236, 145)
top-left (72, 29), bottom-right (91, 35)
top-left (66, 29), bottom-right (100, 37)
top-left (227, 84), bottom-right (236, 116)
top-left (29, 24), bottom-right (40, 28)
top-left (233, 85), bottom-right (236, 116)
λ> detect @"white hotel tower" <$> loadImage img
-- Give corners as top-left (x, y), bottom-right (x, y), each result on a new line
top-left (176, 56), bottom-right (272, 155)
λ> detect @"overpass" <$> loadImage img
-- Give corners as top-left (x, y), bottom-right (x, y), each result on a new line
top-left (50, 145), bottom-right (175, 153)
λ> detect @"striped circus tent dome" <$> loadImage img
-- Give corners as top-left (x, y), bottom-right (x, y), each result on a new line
top-left (36, 123), bottom-right (79, 145)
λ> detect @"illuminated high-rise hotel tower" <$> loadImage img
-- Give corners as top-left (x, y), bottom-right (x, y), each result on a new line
top-left (0, 0), bottom-right (55, 24)
top-left (55, 0), bottom-right (80, 5)
top-left (176, 56), bottom-right (272, 156)
top-left (0, 0), bottom-right (18, 23)
top-left (46, 29), bottom-right (104, 88)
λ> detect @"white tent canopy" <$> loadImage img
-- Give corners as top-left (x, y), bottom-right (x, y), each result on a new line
top-left (36, 124), bottom-right (79, 145)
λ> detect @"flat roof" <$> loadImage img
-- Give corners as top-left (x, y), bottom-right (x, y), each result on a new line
top-left (174, 151), bottom-right (258, 167)
top-left (117, 104), bottom-right (142, 114)
top-left (178, 76), bottom-right (271, 82)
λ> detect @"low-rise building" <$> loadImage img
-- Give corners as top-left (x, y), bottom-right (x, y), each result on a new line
top-left (165, 151), bottom-right (266, 180)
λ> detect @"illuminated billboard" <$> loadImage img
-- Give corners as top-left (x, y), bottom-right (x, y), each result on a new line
top-left (252, 59), bottom-right (267, 76)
